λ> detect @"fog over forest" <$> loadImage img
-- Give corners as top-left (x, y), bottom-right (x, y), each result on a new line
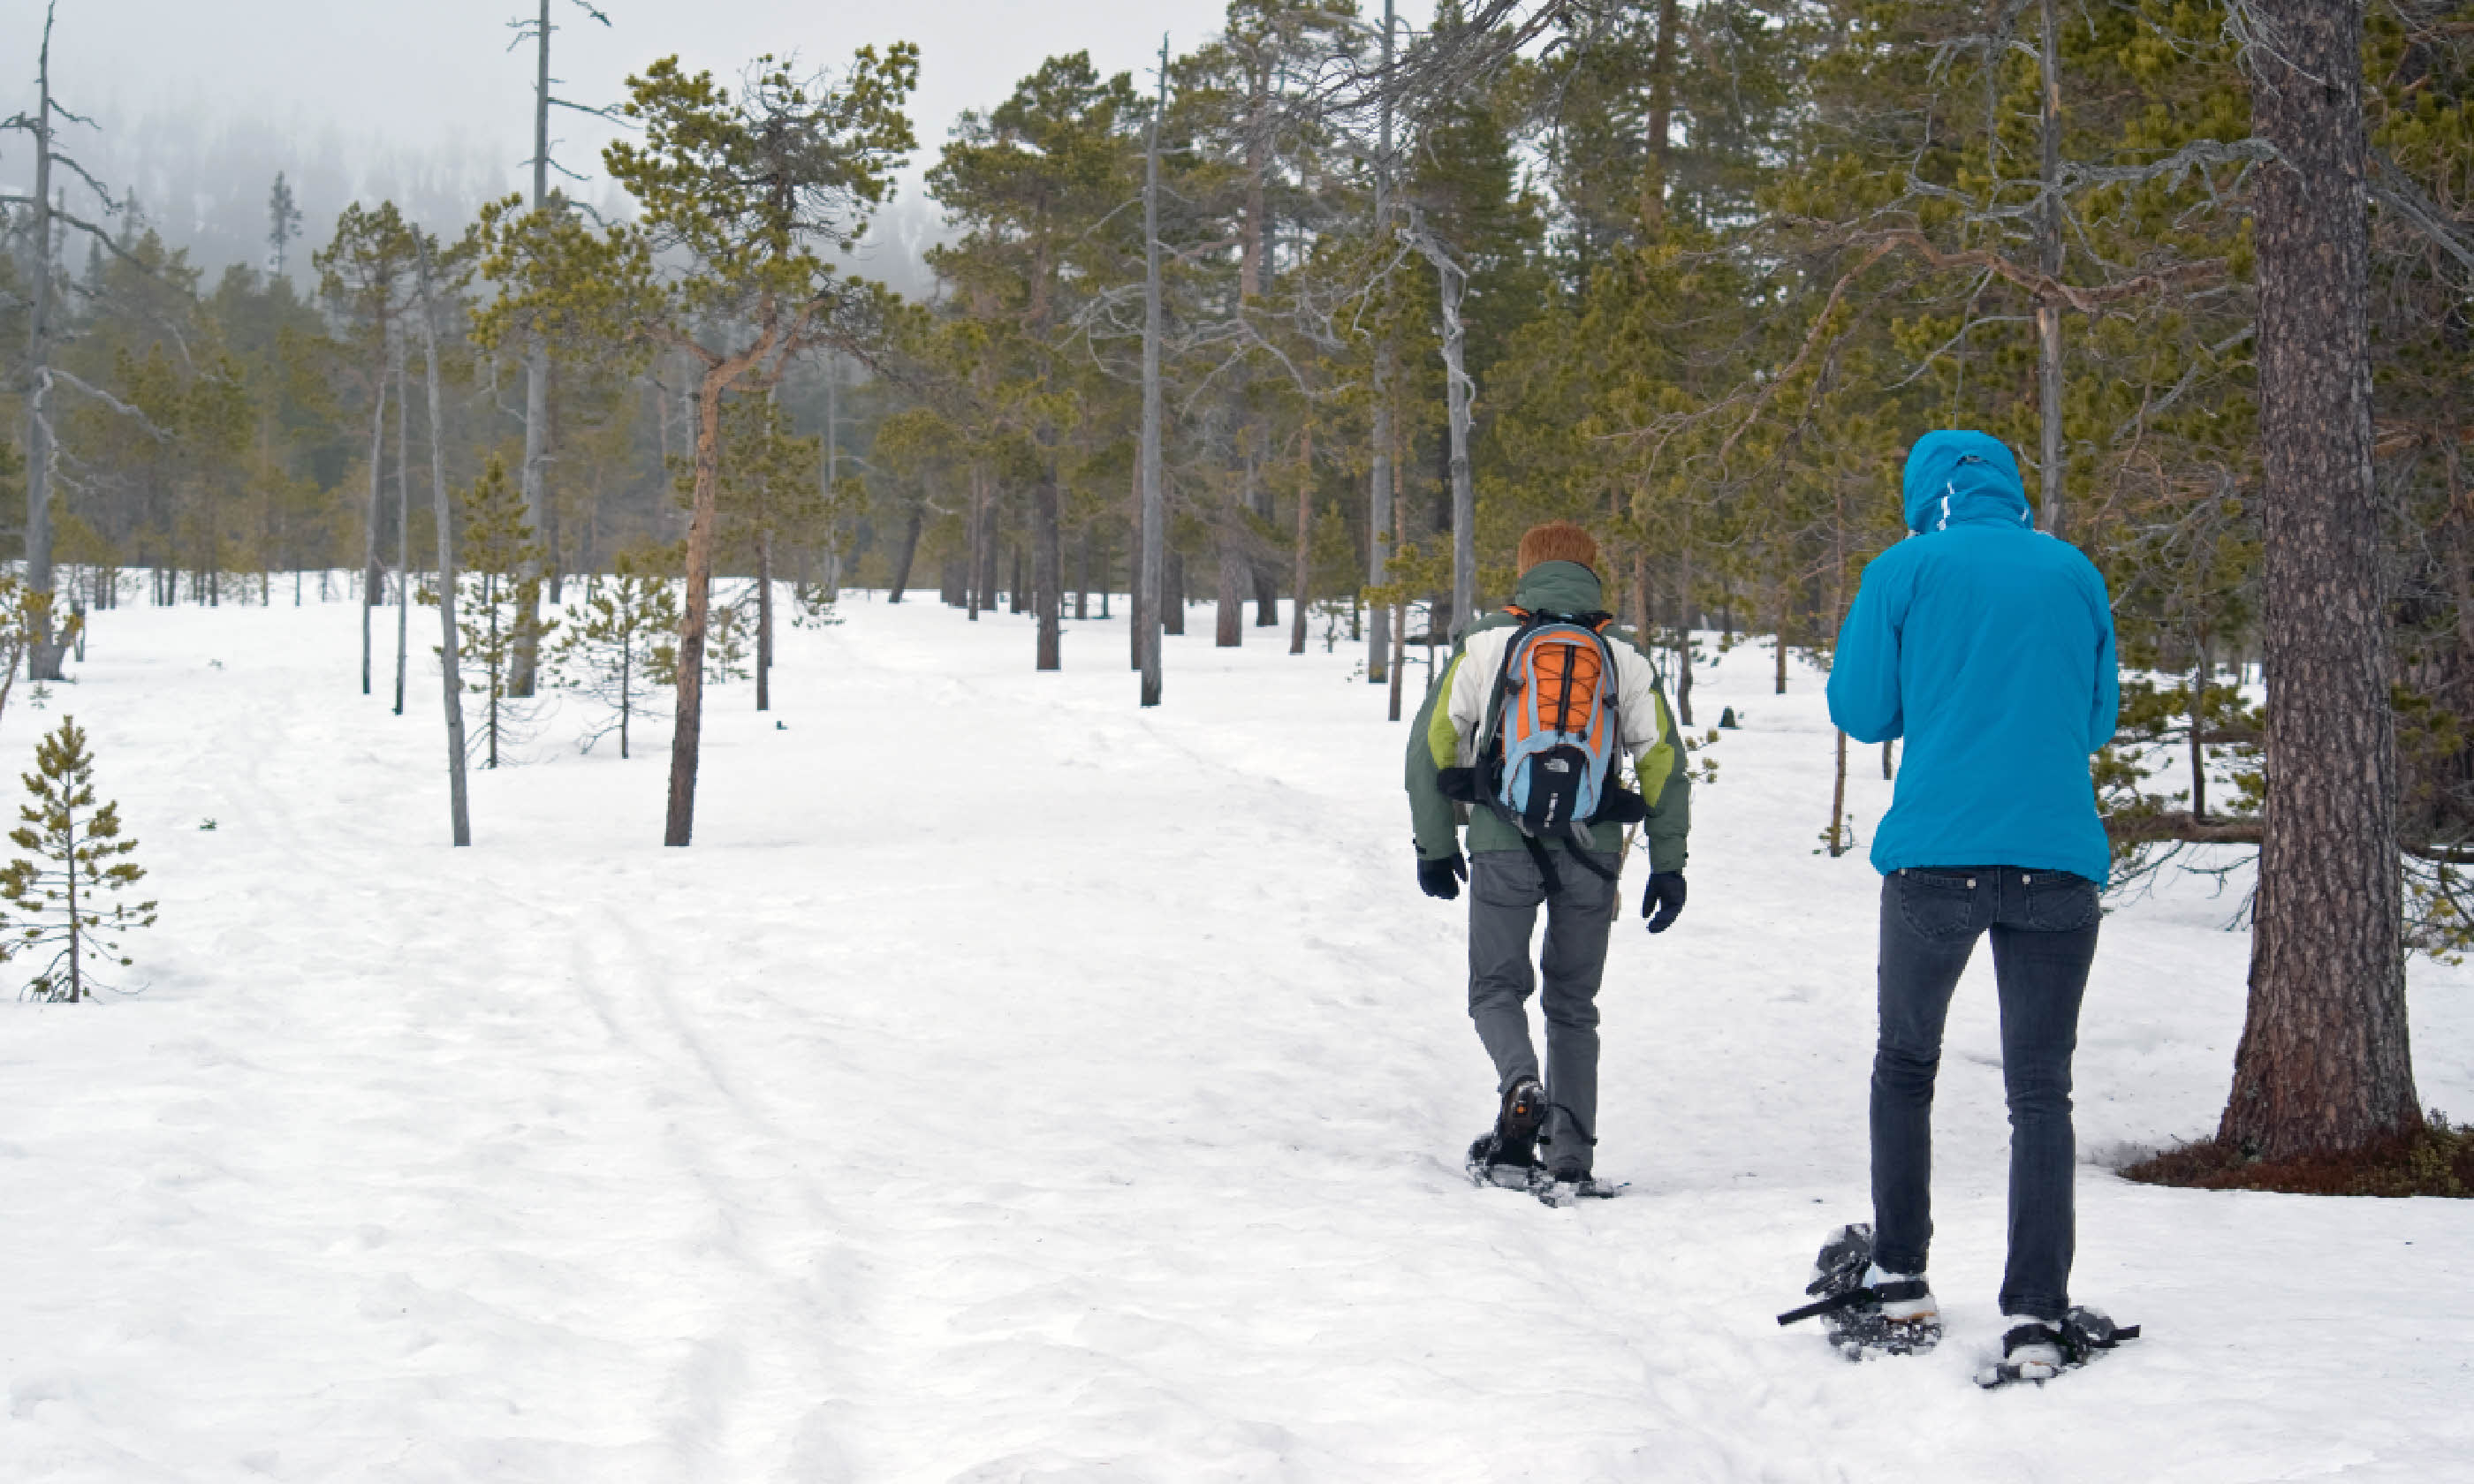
top-left (41, 103), bottom-right (951, 299)
top-left (0, 0), bottom-right (1316, 298)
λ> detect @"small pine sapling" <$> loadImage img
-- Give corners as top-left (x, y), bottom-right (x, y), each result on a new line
top-left (0, 716), bottom-right (156, 1003)
top-left (552, 542), bottom-right (683, 759)
top-left (444, 456), bottom-right (554, 768)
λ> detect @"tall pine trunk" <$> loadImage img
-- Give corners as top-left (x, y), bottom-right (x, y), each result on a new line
top-left (1036, 466), bottom-right (1061, 670)
top-left (415, 239), bottom-right (470, 846)
top-left (392, 349), bottom-right (411, 716)
top-left (1673, 546), bottom-right (1694, 726)
top-left (888, 508), bottom-right (922, 602)
top-left (2222, 0), bottom-right (2419, 1160)
top-left (2035, 0), bottom-right (2068, 539)
top-left (361, 368), bottom-right (387, 696)
top-left (665, 333), bottom-right (774, 847)
top-left (1289, 421), bottom-right (1313, 655)
top-left (756, 534), bottom-right (772, 712)
top-left (1216, 517), bottom-right (1245, 648)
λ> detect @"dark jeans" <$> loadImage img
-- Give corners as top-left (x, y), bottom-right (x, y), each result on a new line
top-left (1468, 849), bottom-right (1620, 1174)
top-left (1871, 866), bottom-right (2099, 1321)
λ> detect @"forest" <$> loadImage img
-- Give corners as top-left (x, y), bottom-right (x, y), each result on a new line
top-left (6, 0), bottom-right (2470, 1172)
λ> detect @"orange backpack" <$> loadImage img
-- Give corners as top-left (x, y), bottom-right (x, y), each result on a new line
top-left (1473, 609), bottom-right (1628, 873)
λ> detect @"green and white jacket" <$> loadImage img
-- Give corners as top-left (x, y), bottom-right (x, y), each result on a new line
top-left (1404, 560), bottom-right (1692, 874)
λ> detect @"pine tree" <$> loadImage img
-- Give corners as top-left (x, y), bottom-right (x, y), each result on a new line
top-left (552, 541), bottom-right (681, 759)
top-left (0, 717), bottom-right (156, 1003)
top-left (450, 456), bottom-right (552, 769)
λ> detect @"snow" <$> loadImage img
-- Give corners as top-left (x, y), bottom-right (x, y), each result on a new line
top-left (0, 593), bottom-right (2467, 1482)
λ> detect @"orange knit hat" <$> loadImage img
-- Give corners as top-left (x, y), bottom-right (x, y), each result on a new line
top-left (1515, 520), bottom-right (1599, 576)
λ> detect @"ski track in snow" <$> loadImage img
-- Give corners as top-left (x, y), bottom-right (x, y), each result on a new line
top-left (0, 598), bottom-right (2467, 1482)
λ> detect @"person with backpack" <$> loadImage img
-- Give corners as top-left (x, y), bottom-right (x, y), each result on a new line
top-left (1404, 521), bottom-right (1692, 1201)
top-left (1804, 429), bottom-right (2127, 1386)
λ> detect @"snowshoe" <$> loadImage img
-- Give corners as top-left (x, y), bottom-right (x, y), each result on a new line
top-left (1974, 1307), bottom-right (2140, 1389)
top-left (1464, 1076), bottom-right (1546, 1190)
top-left (1774, 1223), bottom-right (1942, 1359)
top-left (1531, 1170), bottom-right (1627, 1208)
top-left (1464, 1132), bottom-right (1537, 1189)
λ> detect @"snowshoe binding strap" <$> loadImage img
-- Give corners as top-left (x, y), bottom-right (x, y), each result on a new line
top-left (1777, 1287), bottom-right (1879, 1327)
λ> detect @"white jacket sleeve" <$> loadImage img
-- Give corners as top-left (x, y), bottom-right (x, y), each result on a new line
top-left (1613, 640), bottom-right (1670, 759)
top-left (1444, 628), bottom-right (1508, 764)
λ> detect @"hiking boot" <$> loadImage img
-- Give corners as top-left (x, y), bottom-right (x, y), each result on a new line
top-left (1494, 1074), bottom-right (1545, 1164)
top-left (1462, 1075), bottom-right (1545, 1189)
top-left (1865, 1263), bottom-right (1938, 1325)
top-left (1996, 1317), bottom-right (2065, 1382)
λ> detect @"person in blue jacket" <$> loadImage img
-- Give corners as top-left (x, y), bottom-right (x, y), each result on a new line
top-left (1823, 429), bottom-right (2120, 1381)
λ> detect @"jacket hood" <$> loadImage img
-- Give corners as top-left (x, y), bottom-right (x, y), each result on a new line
top-left (1510, 560), bottom-right (1605, 618)
top-left (1901, 431), bottom-right (2032, 534)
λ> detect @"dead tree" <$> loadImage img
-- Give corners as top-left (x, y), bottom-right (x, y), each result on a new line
top-left (414, 238), bottom-right (473, 847)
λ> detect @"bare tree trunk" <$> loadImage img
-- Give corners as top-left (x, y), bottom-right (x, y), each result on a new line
top-left (1130, 462), bottom-right (1147, 671)
top-left (1076, 522), bottom-right (1092, 621)
top-left (392, 346), bottom-right (411, 716)
top-left (1630, 546), bottom-right (1651, 647)
top-left (1429, 243), bottom-right (1476, 635)
top-left (512, 0), bottom-right (554, 696)
top-left (2035, 0), bottom-right (2067, 539)
top-left (1829, 730), bottom-right (1849, 857)
top-left (666, 334), bottom-right (773, 848)
top-left (1036, 466), bottom-right (1061, 670)
top-left (756, 534), bottom-right (772, 712)
top-left (887, 508), bottom-right (922, 602)
top-left (1139, 34), bottom-right (1168, 708)
top-left (1387, 446), bottom-right (1408, 723)
top-left (1216, 517), bottom-right (1245, 647)
top-left (22, 13), bottom-right (65, 682)
top-left (1164, 549), bottom-right (1186, 636)
top-left (361, 368), bottom-right (388, 696)
top-left (982, 498), bottom-right (1002, 613)
top-left (2190, 630), bottom-right (2211, 820)
top-left (968, 464), bottom-right (987, 621)
top-left (2222, 0), bottom-right (2419, 1161)
top-left (1773, 580), bottom-right (1789, 695)
top-left (1289, 420), bottom-right (1313, 655)
top-left (1366, 0), bottom-right (1394, 689)
top-left (1673, 545), bottom-right (1694, 726)
top-left (514, 345), bottom-right (549, 698)
top-left (1883, 739), bottom-right (1896, 780)
top-left (415, 238), bottom-right (471, 847)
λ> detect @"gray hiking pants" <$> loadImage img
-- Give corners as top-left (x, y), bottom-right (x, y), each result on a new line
top-left (1468, 848), bottom-right (1620, 1174)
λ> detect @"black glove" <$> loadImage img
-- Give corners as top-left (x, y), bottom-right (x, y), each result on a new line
top-left (1418, 851), bottom-right (1469, 901)
top-left (1642, 871), bottom-right (1687, 934)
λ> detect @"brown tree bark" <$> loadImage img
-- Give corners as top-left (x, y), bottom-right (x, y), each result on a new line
top-left (2221, 0), bottom-right (2420, 1159)
top-left (1216, 513), bottom-right (1245, 647)
top-left (755, 533), bottom-right (773, 712)
top-left (664, 332), bottom-right (773, 848)
top-left (1289, 421), bottom-right (1314, 655)
top-left (2189, 631), bottom-right (2210, 820)
top-left (887, 508), bottom-right (922, 603)
top-left (1130, 464), bottom-right (1147, 671)
top-left (1673, 547), bottom-right (1694, 727)
top-left (1035, 467), bottom-right (1061, 670)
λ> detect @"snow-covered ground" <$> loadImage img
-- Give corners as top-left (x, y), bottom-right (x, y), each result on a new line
top-left (1, 592), bottom-right (2467, 1483)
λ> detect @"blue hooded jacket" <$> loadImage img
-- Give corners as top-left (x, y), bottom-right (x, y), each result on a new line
top-left (1826, 431), bottom-right (2120, 883)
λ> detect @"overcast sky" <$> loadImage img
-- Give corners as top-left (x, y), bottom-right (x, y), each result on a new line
top-left (4, 0), bottom-right (1436, 201)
